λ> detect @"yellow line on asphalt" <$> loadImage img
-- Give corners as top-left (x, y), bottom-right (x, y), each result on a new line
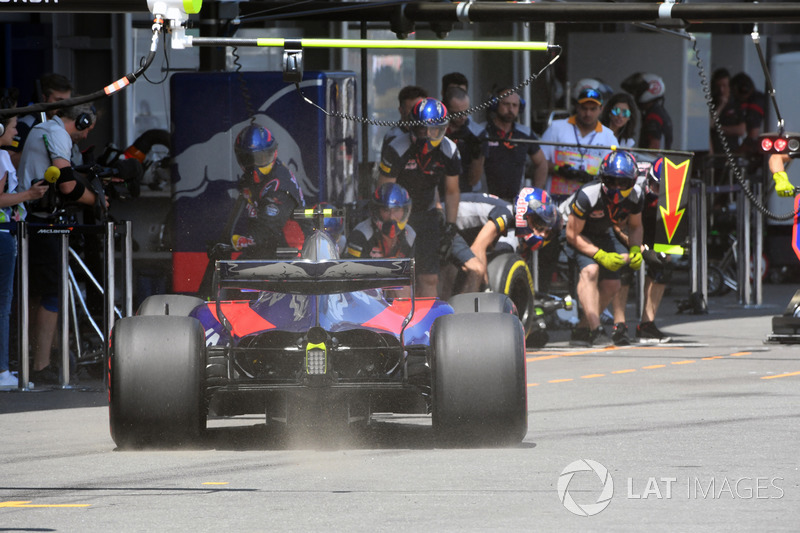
top-left (527, 350), bottom-right (753, 387)
top-left (0, 501), bottom-right (90, 508)
top-left (761, 371), bottom-right (800, 380)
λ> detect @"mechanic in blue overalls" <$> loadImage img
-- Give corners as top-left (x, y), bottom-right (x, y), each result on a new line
top-left (231, 123), bottom-right (307, 259)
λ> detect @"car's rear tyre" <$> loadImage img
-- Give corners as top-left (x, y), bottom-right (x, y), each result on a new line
top-left (431, 312), bottom-right (527, 446)
top-left (486, 254), bottom-right (536, 337)
top-left (448, 291), bottom-right (515, 314)
top-left (137, 294), bottom-right (204, 316)
top-left (109, 316), bottom-right (206, 449)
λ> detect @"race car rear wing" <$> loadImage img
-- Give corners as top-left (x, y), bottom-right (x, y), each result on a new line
top-left (213, 258), bottom-right (415, 295)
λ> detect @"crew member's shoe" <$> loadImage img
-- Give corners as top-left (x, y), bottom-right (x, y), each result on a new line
top-left (636, 321), bottom-right (672, 344)
top-left (570, 327), bottom-right (592, 347)
top-left (612, 323), bottom-right (630, 346)
top-left (591, 327), bottom-right (613, 347)
top-left (30, 365), bottom-right (60, 386)
top-left (0, 370), bottom-right (18, 389)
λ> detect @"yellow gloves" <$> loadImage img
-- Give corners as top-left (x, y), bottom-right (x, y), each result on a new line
top-left (593, 249), bottom-right (626, 272)
top-left (628, 246), bottom-right (643, 270)
top-left (773, 171), bottom-right (796, 198)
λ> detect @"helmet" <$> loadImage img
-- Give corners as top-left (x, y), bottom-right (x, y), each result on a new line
top-left (310, 202), bottom-right (344, 243)
top-left (571, 78), bottom-right (614, 105)
top-left (370, 183), bottom-right (412, 239)
top-left (514, 187), bottom-right (560, 251)
top-left (234, 124), bottom-right (278, 173)
top-left (599, 151), bottom-right (638, 205)
top-left (638, 73), bottom-right (665, 103)
top-left (410, 97), bottom-right (449, 150)
top-left (621, 72), bottom-right (665, 104)
top-left (647, 157), bottom-right (664, 196)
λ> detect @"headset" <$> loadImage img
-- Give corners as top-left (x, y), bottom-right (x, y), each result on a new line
top-left (75, 112), bottom-right (93, 131)
top-left (488, 87), bottom-right (526, 115)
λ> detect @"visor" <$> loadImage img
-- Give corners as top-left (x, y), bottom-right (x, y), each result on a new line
top-left (235, 145), bottom-right (277, 170)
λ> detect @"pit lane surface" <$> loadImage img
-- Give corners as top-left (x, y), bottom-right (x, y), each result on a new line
top-left (1, 285), bottom-right (799, 531)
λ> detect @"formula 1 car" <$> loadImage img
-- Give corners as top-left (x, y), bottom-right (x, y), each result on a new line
top-left (108, 219), bottom-right (527, 449)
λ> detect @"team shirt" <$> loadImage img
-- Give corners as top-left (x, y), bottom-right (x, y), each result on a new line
top-left (566, 180), bottom-right (645, 238)
top-left (479, 120), bottom-right (542, 201)
top-left (456, 192), bottom-right (517, 251)
top-left (343, 219), bottom-right (416, 259)
top-left (234, 160), bottom-right (307, 258)
top-left (378, 132), bottom-right (461, 212)
top-left (640, 102), bottom-right (674, 150)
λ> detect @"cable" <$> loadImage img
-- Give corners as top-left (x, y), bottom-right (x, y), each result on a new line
top-left (291, 45), bottom-right (562, 129)
top-left (691, 37), bottom-right (798, 221)
top-left (0, 16), bottom-right (164, 120)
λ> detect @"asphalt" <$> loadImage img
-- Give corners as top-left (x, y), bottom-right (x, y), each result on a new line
top-left (1, 273), bottom-right (798, 415)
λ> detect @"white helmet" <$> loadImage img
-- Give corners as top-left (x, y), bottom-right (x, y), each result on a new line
top-left (637, 73), bottom-right (665, 103)
top-left (571, 78), bottom-right (614, 104)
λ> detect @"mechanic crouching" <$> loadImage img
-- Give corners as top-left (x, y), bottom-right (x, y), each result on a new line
top-left (564, 151), bottom-right (645, 347)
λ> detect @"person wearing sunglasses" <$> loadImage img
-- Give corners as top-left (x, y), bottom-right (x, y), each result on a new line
top-left (601, 93), bottom-right (639, 149)
top-left (563, 150), bottom-right (645, 347)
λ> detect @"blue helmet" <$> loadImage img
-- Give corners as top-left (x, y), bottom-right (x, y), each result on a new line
top-left (234, 124), bottom-right (278, 173)
top-left (647, 157), bottom-right (664, 196)
top-left (314, 202), bottom-right (344, 243)
top-left (514, 187), bottom-right (560, 251)
top-left (410, 97), bottom-right (449, 150)
top-left (371, 183), bottom-right (412, 238)
top-left (599, 151), bottom-right (638, 204)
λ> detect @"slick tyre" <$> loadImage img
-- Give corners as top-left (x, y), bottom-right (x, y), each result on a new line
top-left (448, 291), bottom-right (515, 314)
top-left (486, 254), bottom-right (536, 337)
top-left (138, 294), bottom-right (204, 316)
top-left (431, 312), bottom-right (527, 446)
top-left (109, 316), bottom-right (206, 449)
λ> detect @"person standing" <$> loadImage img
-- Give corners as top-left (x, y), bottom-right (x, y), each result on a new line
top-left (601, 93), bottom-right (638, 149)
top-left (442, 86), bottom-right (483, 192)
top-left (539, 87), bottom-right (617, 292)
top-left (0, 97), bottom-right (48, 388)
top-left (230, 124), bottom-right (307, 259)
top-left (377, 97), bottom-right (462, 297)
top-left (17, 103), bottom-right (98, 383)
top-left (540, 87), bottom-right (618, 200)
top-left (8, 73), bottom-right (73, 169)
top-left (475, 89), bottom-right (548, 202)
top-left (621, 72), bottom-right (673, 150)
top-left (709, 68), bottom-right (746, 155)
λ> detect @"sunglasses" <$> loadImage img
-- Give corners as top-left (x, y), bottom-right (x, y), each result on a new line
top-left (610, 107), bottom-right (632, 118)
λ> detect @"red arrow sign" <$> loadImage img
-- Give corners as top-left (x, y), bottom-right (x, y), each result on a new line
top-left (658, 158), bottom-right (690, 242)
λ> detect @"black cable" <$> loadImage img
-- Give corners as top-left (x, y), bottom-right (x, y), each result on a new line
top-left (291, 46), bottom-right (562, 130)
top-left (0, 18), bottom-right (163, 119)
top-left (692, 37), bottom-right (798, 221)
